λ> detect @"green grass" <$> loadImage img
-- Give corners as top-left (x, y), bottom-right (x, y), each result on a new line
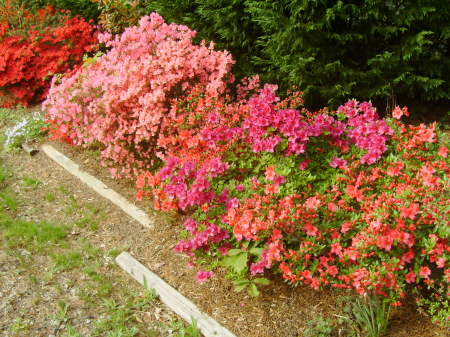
top-left (1, 217), bottom-right (69, 251)
top-left (52, 251), bottom-right (84, 271)
top-left (22, 176), bottom-right (42, 189)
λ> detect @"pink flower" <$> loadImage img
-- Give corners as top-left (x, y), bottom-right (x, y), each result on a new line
top-left (438, 146), bottom-right (448, 158)
top-left (419, 266), bottom-right (431, 279)
top-left (330, 157), bottom-right (347, 168)
top-left (265, 166), bottom-right (276, 181)
top-left (218, 243), bottom-right (232, 256)
top-left (327, 202), bottom-right (337, 212)
top-left (305, 196), bottom-right (321, 209)
top-left (304, 223), bottom-right (319, 236)
top-left (392, 106), bottom-right (409, 119)
top-left (196, 270), bottom-right (214, 283)
top-left (436, 258), bottom-right (445, 268)
top-left (299, 159), bottom-right (310, 170)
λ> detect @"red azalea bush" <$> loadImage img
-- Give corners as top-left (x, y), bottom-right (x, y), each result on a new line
top-left (0, 0), bottom-right (97, 107)
top-left (44, 14), bottom-right (449, 326)
top-left (43, 13), bottom-right (234, 178)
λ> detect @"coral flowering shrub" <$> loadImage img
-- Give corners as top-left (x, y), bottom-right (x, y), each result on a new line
top-left (140, 83), bottom-right (449, 325)
top-left (44, 13), bottom-right (234, 177)
top-left (0, 1), bottom-right (97, 107)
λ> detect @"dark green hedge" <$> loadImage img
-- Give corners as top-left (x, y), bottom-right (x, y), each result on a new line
top-left (145, 0), bottom-right (450, 116)
top-left (21, 0), bottom-right (101, 22)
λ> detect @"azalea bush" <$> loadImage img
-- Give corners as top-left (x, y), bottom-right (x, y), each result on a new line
top-left (44, 14), bottom-right (449, 327)
top-left (44, 13), bottom-right (234, 178)
top-left (139, 83), bottom-right (449, 325)
top-left (0, 0), bottom-right (97, 107)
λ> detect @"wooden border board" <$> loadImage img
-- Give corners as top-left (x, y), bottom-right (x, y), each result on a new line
top-left (41, 144), bottom-right (153, 229)
top-left (116, 252), bottom-right (238, 337)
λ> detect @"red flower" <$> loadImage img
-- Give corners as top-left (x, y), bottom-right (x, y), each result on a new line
top-left (419, 267), bottom-right (431, 279)
top-left (405, 271), bottom-right (416, 283)
top-left (400, 203), bottom-right (420, 220)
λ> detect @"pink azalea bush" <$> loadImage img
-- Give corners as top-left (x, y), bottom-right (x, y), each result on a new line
top-left (43, 13), bottom-right (234, 177)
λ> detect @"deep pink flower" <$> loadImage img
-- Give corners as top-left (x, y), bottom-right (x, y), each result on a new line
top-left (196, 270), bottom-right (214, 283)
top-left (330, 157), bottom-right (347, 168)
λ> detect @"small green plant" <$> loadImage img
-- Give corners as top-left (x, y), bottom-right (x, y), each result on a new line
top-left (166, 318), bottom-right (201, 337)
top-left (22, 176), bottom-right (42, 189)
top-left (339, 295), bottom-right (392, 337)
top-left (44, 191), bottom-right (56, 202)
top-left (9, 317), bottom-right (30, 335)
top-left (0, 188), bottom-right (18, 211)
top-left (4, 111), bottom-right (47, 151)
top-left (52, 300), bottom-right (70, 324)
top-left (51, 251), bottom-right (84, 271)
top-left (303, 316), bottom-right (334, 337)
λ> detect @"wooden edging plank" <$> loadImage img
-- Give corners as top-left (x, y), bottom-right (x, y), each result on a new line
top-left (41, 144), bottom-right (153, 229)
top-left (116, 252), bottom-right (237, 337)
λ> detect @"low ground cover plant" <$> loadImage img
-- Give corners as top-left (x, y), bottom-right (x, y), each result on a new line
top-left (44, 14), bottom-right (449, 328)
top-left (0, 0), bottom-right (97, 107)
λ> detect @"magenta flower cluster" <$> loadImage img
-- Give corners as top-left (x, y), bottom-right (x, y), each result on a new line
top-left (175, 219), bottom-right (230, 256)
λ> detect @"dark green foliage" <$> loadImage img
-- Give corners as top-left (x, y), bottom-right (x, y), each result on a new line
top-left (20, 0), bottom-right (101, 21)
top-left (145, 0), bottom-right (449, 117)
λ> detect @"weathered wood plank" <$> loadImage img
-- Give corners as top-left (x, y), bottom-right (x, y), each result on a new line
top-left (116, 252), bottom-right (237, 337)
top-left (41, 144), bottom-right (153, 228)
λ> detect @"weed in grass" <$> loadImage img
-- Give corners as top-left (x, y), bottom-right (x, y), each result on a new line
top-left (1, 217), bottom-right (68, 251)
top-left (107, 248), bottom-right (121, 259)
top-left (44, 191), bottom-right (56, 202)
top-left (0, 164), bottom-right (9, 187)
top-left (64, 196), bottom-right (80, 215)
top-left (165, 318), bottom-right (201, 337)
top-left (58, 185), bottom-right (71, 195)
top-left (9, 317), bottom-right (30, 335)
top-left (0, 188), bottom-right (18, 211)
top-left (0, 107), bottom-right (22, 128)
top-left (52, 251), bottom-right (84, 271)
top-left (62, 325), bottom-right (82, 337)
top-left (22, 176), bottom-right (42, 189)
top-left (79, 238), bottom-right (101, 259)
top-left (92, 299), bottom-right (139, 337)
top-left (52, 300), bottom-right (70, 324)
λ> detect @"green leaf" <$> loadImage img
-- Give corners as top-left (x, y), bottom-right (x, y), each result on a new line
top-left (253, 278), bottom-right (270, 285)
top-left (249, 247), bottom-right (263, 256)
top-left (222, 252), bottom-right (248, 273)
top-left (248, 283), bottom-right (260, 297)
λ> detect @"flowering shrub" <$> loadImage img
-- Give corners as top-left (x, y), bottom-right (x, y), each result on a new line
top-left (44, 13), bottom-right (234, 177)
top-left (45, 13), bottom-right (449, 326)
top-left (0, 0), bottom-right (97, 107)
top-left (139, 84), bottom-right (449, 325)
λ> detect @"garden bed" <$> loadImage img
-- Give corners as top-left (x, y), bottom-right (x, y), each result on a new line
top-left (40, 138), bottom-right (447, 337)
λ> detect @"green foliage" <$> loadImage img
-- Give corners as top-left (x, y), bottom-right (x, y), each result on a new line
top-left (92, 0), bottom-right (148, 34)
top-left (339, 295), bottom-right (392, 337)
top-left (4, 111), bottom-right (48, 151)
top-left (0, 217), bottom-right (69, 250)
top-left (146, 0), bottom-right (450, 116)
top-left (303, 316), bottom-right (334, 337)
top-left (20, 0), bottom-right (101, 21)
